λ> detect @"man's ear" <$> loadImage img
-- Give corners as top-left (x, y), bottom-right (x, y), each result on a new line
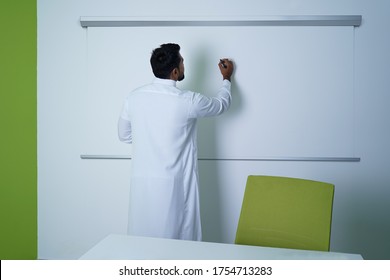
top-left (170, 68), bottom-right (179, 80)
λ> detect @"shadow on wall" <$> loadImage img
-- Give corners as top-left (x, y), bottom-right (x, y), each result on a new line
top-left (187, 48), bottom-right (243, 242)
top-left (337, 190), bottom-right (390, 260)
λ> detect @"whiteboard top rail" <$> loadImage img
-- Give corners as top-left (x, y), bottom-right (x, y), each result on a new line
top-left (80, 15), bottom-right (362, 28)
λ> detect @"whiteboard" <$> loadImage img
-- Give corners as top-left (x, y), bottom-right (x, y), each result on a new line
top-left (83, 25), bottom-right (355, 159)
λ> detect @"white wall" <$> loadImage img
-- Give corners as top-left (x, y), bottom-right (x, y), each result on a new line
top-left (38, 0), bottom-right (390, 259)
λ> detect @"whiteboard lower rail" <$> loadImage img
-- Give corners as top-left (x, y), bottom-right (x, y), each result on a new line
top-left (80, 155), bottom-right (360, 162)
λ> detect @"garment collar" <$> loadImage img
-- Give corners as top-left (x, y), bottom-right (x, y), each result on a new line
top-left (153, 78), bottom-right (177, 87)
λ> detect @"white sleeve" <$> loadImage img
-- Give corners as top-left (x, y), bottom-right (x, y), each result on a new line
top-left (118, 117), bottom-right (132, 143)
top-left (118, 97), bottom-right (133, 143)
top-left (189, 79), bottom-right (232, 118)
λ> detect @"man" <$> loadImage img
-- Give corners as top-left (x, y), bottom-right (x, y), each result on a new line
top-left (118, 43), bottom-right (234, 241)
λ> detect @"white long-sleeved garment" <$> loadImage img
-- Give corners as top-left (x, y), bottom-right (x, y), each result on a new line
top-left (118, 78), bottom-right (231, 241)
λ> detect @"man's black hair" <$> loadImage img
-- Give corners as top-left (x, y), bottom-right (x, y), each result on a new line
top-left (150, 43), bottom-right (181, 79)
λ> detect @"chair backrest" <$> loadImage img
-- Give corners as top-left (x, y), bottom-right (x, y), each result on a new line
top-left (235, 175), bottom-right (335, 251)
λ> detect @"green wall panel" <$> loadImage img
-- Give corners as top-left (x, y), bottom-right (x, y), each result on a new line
top-left (0, 0), bottom-right (37, 259)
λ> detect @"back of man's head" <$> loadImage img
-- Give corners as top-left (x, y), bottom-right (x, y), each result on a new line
top-left (150, 43), bottom-right (181, 79)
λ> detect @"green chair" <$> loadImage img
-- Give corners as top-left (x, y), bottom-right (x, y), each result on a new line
top-left (235, 175), bottom-right (335, 251)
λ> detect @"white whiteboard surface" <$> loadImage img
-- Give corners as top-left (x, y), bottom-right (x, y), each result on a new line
top-left (83, 25), bottom-right (355, 159)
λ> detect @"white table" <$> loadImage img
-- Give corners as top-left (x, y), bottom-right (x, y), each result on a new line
top-left (79, 234), bottom-right (363, 260)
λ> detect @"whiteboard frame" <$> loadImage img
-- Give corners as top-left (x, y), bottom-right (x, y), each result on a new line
top-left (80, 155), bottom-right (360, 162)
top-left (80, 15), bottom-right (362, 28)
top-left (81, 15), bottom-right (361, 163)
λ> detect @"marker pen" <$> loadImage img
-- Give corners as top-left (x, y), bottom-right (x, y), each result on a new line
top-left (220, 59), bottom-right (227, 68)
